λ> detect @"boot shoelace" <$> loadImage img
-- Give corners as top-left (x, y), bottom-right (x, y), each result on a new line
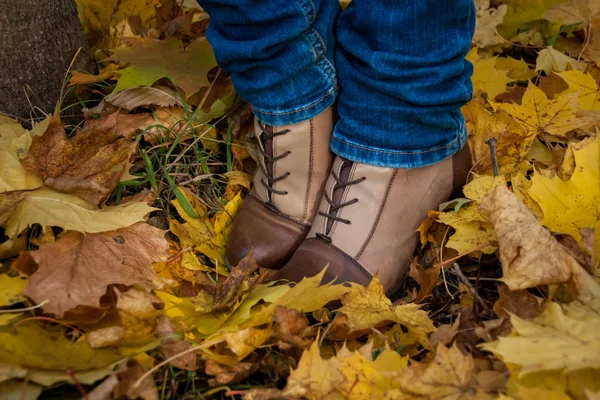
top-left (316, 161), bottom-right (366, 243)
top-left (257, 121), bottom-right (291, 197)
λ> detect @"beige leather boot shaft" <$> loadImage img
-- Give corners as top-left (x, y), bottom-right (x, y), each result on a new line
top-left (226, 107), bottom-right (334, 269)
top-left (276, 145), bottom-right (472, 294)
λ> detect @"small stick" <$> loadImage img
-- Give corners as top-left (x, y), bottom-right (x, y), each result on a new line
top-left (485, 137), bottom-right (499, 177)
top-left (67, 369), bottom-right (88, 399)
top-left (452, 263), bottom-right (494, 316)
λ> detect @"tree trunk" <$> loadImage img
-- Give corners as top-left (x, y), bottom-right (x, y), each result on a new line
top-left (0, 0), bottom-right (93, 122)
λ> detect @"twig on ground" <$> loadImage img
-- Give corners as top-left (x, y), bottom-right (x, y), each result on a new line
top-left (452, 263), bottom-right (494, 317)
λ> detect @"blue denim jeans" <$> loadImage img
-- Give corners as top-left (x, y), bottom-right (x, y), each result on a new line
top-left (198, 0), bottom-right (475, 168)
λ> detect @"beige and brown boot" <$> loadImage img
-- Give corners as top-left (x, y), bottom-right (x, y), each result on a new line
top-left (226, 108), bottom-right (334, 269)
top-left (276, 145), bottom-right (472, 294)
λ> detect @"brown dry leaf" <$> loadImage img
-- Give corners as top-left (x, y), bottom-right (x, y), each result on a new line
top-left (20, 111), bottom-right (151, 206)
top-left (103, 85), bottom-right (183, 110)
top-left (479, 185), bottom-right (598, 295)
top-left (473, 0), bottom-right (507, 47)
top-left (213, 251), bottom-right (262, 313)
top-left (205, 359), bottom-right (257, 386)
top-left (392, 344), bottom-right (488, 400)
top-left (430, 317), bottom-right (460, 348)
top-left (273, 305), bottom-right (311, 349)
top-left (408, 262), bottom-right (441, 303)
top-left (493, 283), bottom-right (546, 320)
top-left (222, 325), bottom-right (273, 360)
top-left (87, 288), bottom-right (160, 348)
top-left (156, 315), bottom-right (196, 370)
top-left (16, 222), bottom-right (168, 317)
top-left (0, 190), bottom-right (28, 227)
top-left (112, 359), bottom-right (159, 400)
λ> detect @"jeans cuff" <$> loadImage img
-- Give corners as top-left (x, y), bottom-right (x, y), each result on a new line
top-left (330, 127), bottom-right (468, 169)
top-left (251, 85), bottom-right (338, 126)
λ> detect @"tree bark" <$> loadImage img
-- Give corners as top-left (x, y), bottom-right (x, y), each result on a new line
top-left (0, 0), bottom-right (93, 122)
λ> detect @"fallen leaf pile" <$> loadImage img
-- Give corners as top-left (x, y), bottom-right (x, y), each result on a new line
top-left (1, 0), bottom-right (599, 399)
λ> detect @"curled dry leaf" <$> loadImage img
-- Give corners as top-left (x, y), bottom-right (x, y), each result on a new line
top-left (20, 111), bottom-right (153, 206)
top-left (205, 359), bottom-right (257, 386)
top-left (493, 283), bottom-right (546, 320)
top-left (473, 0), bottom-right (507, 47)
top-left (213, 251), bottom-right (262, 313)
top-left (87, 288), bottom-right (162, 348)
top-left (103, 85), bottom-right (182, 110)
top-left (156, 316), bottom-right (197, 370)
top-left (409, 262), bottom-right (442, 303)
top-left (112, 359), bottom-right (159, 400)
top-left (273, 305), bottom-right (311, 349)
top-left (480, 185), bottom-right (599, 296)
top-left (15, 222), bottom-right (168, 317)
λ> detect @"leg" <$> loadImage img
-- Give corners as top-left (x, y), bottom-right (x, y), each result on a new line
top-left (200, 0), bottom-right (339, 125)
top-left (332, 0), bottom-right (475, 168)
top-left (198, 0), bottom-right (340, 268)
top-left (279, 0), bottom-right (475, 293)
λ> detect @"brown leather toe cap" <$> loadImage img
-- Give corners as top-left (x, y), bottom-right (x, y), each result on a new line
top-left (274, 238), bottom-right (372, 287)
top-left (226, 194), bottom-right (309, 270)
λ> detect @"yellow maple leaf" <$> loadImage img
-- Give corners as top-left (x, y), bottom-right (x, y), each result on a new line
top-left (480, 300), bottom-right (600, 373)
top-left (0, 323), bottom-right (123, 371)
top-left (75, 0), bottom-right (160, 40)
top-left (463, 98), bottom-right (534, 176)
top-left (338, 276), bottom-right (435, 349)
top-left (495, 83), bottom-right (582, 137)
top-left (528, 135), bottom-right (599, 254)
top-left (392, 344), bottom-right (487, 399)
top-left (437, 175), bottom-right (504, 255)
top-left (467, 48), bottom-right (513, 99)
top-left (283, 340), bottom-right (407, 399)
top-left (170, 188), bottom-right (242, 267)
top-left (495, 57), bottom-right (536, 81)
top-left (0, 273), bottom-right (27, 306)
top-left (0, 119), bottom-right (43, 192)
top-left (557, 70), bottom-right (600, 111)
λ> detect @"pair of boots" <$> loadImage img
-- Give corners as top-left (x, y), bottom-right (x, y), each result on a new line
top-left (227, 107), bottom-right (471, 294)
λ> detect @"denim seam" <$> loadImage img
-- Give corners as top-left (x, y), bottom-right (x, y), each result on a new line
top-left (332, 133), bottom-right (462, 155)
top-left (297, 0), bottom-right (316, 25)
top-left (316, 55), bottom-right (337, 86)
top-left (252, 86), bottom-right (336, 116)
